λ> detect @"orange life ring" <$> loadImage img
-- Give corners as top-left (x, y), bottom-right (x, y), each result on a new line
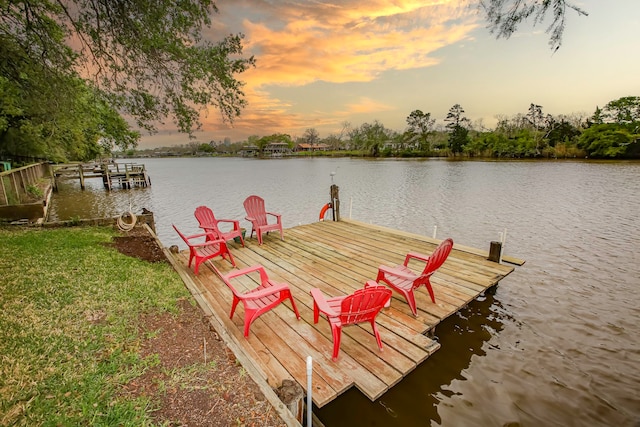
top-left (319, 203), bottom-right (332, 221)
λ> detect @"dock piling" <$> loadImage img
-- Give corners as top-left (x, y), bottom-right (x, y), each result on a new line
top-left (488, 241), bottom-right (502, 262)
top-left (78, 164), bottom-right (85, 189)
top-left (330, 184), bottom-right (340, 221)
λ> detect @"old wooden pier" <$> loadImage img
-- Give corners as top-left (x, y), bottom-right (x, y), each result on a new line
top-left (52, 162), bottom-right (150, 191)
top-left (164, 219), bottom-right (524, 410)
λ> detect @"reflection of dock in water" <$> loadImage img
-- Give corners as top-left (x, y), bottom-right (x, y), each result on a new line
top-left (52, 162), bottom-right (151, 190)
top-left (317, 289), bottom-right (509, 424)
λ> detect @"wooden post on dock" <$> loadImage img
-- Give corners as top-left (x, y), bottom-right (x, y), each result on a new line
top-left (102, 164), bottom-right (112, 190)
top-left (330, 184), bottom-right (340, 221)
top-left (488, 241), bottom-right (502, 263)
top-left (275, 379), bottom-right (304, 424)
top-left (78, 164), bottom-right (85, 189)
top-left (51, 170), bottom-right (58, 192)
top-left (143, 169), bottom-right (151, 186)
top-left (124, 168), bottom-right (130, 189)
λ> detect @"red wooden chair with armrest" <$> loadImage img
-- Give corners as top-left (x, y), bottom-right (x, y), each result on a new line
top-left (243, 195), bottom-right (283, 245)
top-left (194, 205), bottom-right (244, 247)
top-left (172, 224), bottom-right (236, 274)
top-left (376, 238), bottom-right (453, 316)
top-left (310, 282), bottom-right (392, 361)
top-left (215, 265), bottom-right (300, 337)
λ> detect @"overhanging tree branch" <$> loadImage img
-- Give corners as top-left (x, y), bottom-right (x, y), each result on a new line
top-left (478, 0), bottom-right (588, 51)
top-left (2, 0), bottom-right (255, 136)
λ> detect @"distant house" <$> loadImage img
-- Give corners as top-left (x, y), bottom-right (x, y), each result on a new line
top-left (264, 142), bottom-right (291, 157)
top-left (296, 143), bottom-right (330, 152)
top-left (239, 145), bottom-right (259, 157)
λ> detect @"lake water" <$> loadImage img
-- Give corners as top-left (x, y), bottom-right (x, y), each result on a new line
top-left (48, 157), bottom-right (640, 426)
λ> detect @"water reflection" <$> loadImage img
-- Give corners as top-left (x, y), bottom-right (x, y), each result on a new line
top-left (316, 290), bottom-right (510, 426)
top-left (47, 158), bottom-right (640, 426)
top-left (48, 179), bottom-right (153, 222)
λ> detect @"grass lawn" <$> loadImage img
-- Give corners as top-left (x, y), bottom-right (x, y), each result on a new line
top-left (0, 226), bottom-right (189, 426)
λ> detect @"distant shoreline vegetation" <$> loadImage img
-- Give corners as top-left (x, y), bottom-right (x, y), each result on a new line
top-left (120, 96), bottom-right (640, 160)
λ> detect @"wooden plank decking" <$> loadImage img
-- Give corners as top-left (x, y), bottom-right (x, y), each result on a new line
top-left (167, 219), bottom-right (520, 408)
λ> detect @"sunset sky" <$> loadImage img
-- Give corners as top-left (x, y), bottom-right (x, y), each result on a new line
top-left (139, 0), bottom-right (640, 148)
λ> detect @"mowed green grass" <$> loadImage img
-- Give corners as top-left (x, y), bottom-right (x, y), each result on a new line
top-left (0, 226), bottom-right (189, 426)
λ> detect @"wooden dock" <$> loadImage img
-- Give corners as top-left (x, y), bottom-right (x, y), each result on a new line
top-left (165, 219), bottom-right (522, 408)
top-left (52, 162), bottom-right (150, 190)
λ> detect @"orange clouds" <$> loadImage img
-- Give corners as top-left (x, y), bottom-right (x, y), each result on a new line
top-left (241, 1), bottom-right (476, 86)
top-left (182, 1), bottom-right (480, 144)
top-left (344, 97), bottom-right (395, 114)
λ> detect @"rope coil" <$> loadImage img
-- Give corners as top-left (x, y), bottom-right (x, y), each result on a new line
top-left (117, 204), bottom-right (137, 231)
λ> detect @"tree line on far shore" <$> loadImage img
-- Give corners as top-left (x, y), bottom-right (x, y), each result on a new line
top-left (131, 96), bottom-right (640, 160)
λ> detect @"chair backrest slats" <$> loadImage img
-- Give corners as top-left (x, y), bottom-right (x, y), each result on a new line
top-left (421, 238), bottom-right (454, 276)
top-left (195, 206), bottom-right (216, 225)
top-left (243, 195), bottom-right (268, 226)
top-left (339, 286), bottom-right (391, 325)
top-left (195, 206), bottom-right (222, 237)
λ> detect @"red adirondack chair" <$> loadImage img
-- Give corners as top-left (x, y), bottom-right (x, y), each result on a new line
top-left (376, 238), bottom-right (453, 316)
top-left (310, 282), bottom-right (392, 361)
top-left (215, 265), bottom-right (300, 337)
top-left (172, 224), bottom-right (236, 274)
top-left (243, 195), bottom-right (283, 245)
top-left (194, 205), bottom-right (244, 247)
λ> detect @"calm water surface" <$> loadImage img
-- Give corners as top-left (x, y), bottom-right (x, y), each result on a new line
top-left (48, 158), bottom-right (640, 426)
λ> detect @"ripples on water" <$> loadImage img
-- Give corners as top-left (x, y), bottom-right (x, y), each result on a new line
top-left (48, 158), bottom-right (640, 426)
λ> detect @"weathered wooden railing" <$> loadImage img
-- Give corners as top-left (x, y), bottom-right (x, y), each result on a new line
top-left (0, 162), bottom-right (50, 207)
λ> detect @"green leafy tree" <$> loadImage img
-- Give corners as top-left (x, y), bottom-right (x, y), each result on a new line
top-left (544, 117), bottom-right (580, 147)
top-left (512, 128), bottom-right (539, 157)
top-left (466, 132), bottom-right (511, 157)
top-left (1, 0), bottom-right (254, 161)
top-left (448, 125), bottom-right (470, 155)
top-left (445, 104), bottom-right (471, 155)
top-left (0, 44), bottom-right (138, 162)
top-left (588, 106), bottom-right (605, 126)
top-left (349, 120), bottom-right (395, 157)
top-left (578, 124), bottom-right (635, 158)
top-left (405, 109), bottom-right (435, 151)
top-left (198, 143), bottom-right (215, 153)
top-left (601, 96), bottom-right (640, 128)
top-left (487, 132), bottom-right (512, 157)
top-left (479, 0), bottom-right (588, 51)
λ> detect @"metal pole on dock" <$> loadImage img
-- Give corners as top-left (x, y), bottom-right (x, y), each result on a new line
top-left (306, 356), bottom-right (312, 427)
top-left (499, 228), bottom-right (507, 263)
